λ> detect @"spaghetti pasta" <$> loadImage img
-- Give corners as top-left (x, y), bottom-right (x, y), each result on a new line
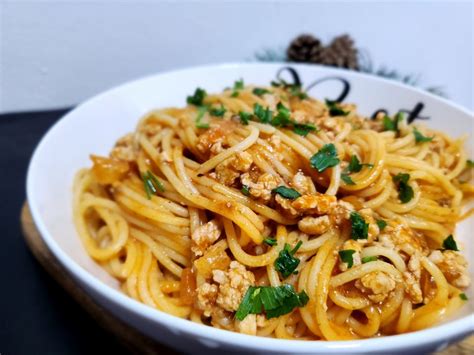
top-left (73, 80), bottom-right (472, 339)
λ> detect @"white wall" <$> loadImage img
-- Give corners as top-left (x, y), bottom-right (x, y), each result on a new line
top-left (1, 0), bottom-right (473, 113)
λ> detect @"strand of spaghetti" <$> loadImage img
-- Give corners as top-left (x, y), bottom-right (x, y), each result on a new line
top-left (223, 218), bottom-right (284, 267)
top-left (114, 192), bottom-right (189, 226)
top-left (379, 283), bottom-right (404, 325)
top-left (330, 261), bottom-right (401, 288)
top-left (197, 125), bottom-right (259, 174)
top-left (125, 241), bottom-right (143, 299)
top-left (275, 130), bottom-right (313, 159)
top-left (314, 235), bottom-right (358, 340)
top-left (192, 184), bottom-right (264, 232)
top-left (117, 183), bottom-right (188, 217)
top-left (347, 306), bottom-right (381, 337)
top-left (298, 231), bottom-right (333, 252)
top-left (130, 228), bottom-right (183, 277)
top-left (362, 179), bottom-right (393, 209)
top-left (75, 199), bottom-right (128, 260)
top-left (396, 298), bottom-right (414, 333)
top-left (325, 164), bottom-right (341, 195)
top-left (173, 147), bottom-right (199, 194)
top-left (147, 254), bottom-right (191, 317)
top-left (190, 173), bottom-right (294, 224)
top-left (137, 247), bottom-right (158, 307)
top-left (385, 155), bottom-right (457, 194)
top-left (159, 160), bottom-right (263, 243)
top-left (360, 246), bottom-right (406, 271)
top-left (328, 288), bottom-right (371, 310)
top-left (412, 257), bottom-right (449, 320)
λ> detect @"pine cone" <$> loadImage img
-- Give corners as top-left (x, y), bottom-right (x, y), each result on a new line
top-left (319, 34), bottom-right (359, 70)
top-left (287, 34), bottom-right (323, 63)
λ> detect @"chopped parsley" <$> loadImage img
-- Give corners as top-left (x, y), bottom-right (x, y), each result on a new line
top-left (274, 241), bottom-right (303, 278)
top-left (187, 88), bottom-right (207, 106)
top-left (293, 122), bottom-right (317, 137)
top-left (235, 284), bottom-right (309, 321)
top-left (310, 143), bottom-right (340, 173)
top-left (270, 79), bottom-right (307, 100)
top-left (350, 211), bottom-right (369, 240)
top-left (338, 250), bottom-right (356, 268)
top-left (238, 111), bottom-right (252, 125)
top-left (272, 186), bottom-right (301, 200)
top-left (341, 173), bottom-right (355, 185)
top-left (383, 112), bottom-right (404, 132)
top-left (362, 256), bottom-right (378, 263)
top-left (442, 235), bottom-right (459, 251)
top-left (253, 103), bottom-right (273, 123)
top-left (271, 102), bottom-right (292, 127)
top-left (393, 173), bottom-right (414, 203)
top-left (195, 106), bottom-right (210, 129)
top-left (413, 128), bottom-right (433, 143)
top-left (325, 99), bottom-right (349, 116)
top-left (466, 160), bottom-right (474, 168)
top-left (142, 170), bottom-right (165, 199)
top-left (289, 86), bottom-right (308, 100)
top-left (231, 79), bottom-right (244, 97)
top-left (241, 185), bottom-right (250, 196)
top-left (376, 219), bottom-right (387, 231)
top-left (340, 155), bottom-right (373, 185)
top-left (459, 293), bottom-right (468, 301)
top-left (346, 155), bottom-right (373, 173)
top-left (209, 105), bottom-right (226, 117)
top-left (253, 88), bottom-right (270, 96)
top-left (264, 237), bottom-right (277, 246)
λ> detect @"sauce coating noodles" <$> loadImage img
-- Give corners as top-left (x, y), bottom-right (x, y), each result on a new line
top-left (74, 82), bottom-right (472, 339)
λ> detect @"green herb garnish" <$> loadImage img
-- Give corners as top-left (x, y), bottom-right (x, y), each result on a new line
top-left (338, 250), bottom-right (356, 268)
top-left (293, 122), bottom-right (317, 137)
top-left (235, 284), bottom-right (309, 321)
top-left (376, 219), bottom-right (387, 231)
top-left (142, 170), bottom-right (165, 199)
top-left (272, 186), bottom-right (301, 200)
top-left (264, 238), bottom-right (277, 246)
top-left (271, 102), bottom-right (292, 127)
top-left (350, 211), bottom-right (369, 240)
top-left (442, 235), bottom-right (459, 251)
top-left (383, 112), bottom-right (404, 132)
top-left (340, 155), bottom-right (372, 186)
top-left (231, 79), bottom-right (244, 97)
top-left (466, 160), bottom-right (474, 168)
top-left (459, 293), bottom-right (468, 301)
top-left (341, 173), bottom-right (355, 185)
top-left (195, 106), bottom-right (210, 129)
top-left (413, 128), bottom-right (433, 143)
top-left (274, 241), bottom-right (303, 278)
top-left (253, 103), bottom-right (273, 123)
top-left (241, 185), bottom-right (250, 196)
top-left (393, 173), bottom-right (414, 203)
top-left (362, 256), bottom-right (378, 263)
top-left (325, 99), bottom-right (349, 116)
top-left (187, 88), bottom-right (207, 106)
top-left (289, 86), bottom-right (308, 99)
top-left (347, 155), bottom-right (373, 173)
top-left (253, 88), bottom-right (270, 96)
top-left (310, 143), bottom-right (340, 173)
top-left (238, 111), bottom-right (252, 125)
top-left (209, 105), bottom-right (226, 117)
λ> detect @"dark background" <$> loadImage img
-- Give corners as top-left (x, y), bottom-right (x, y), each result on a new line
top-left (0, 109), bottom-right (133, 355)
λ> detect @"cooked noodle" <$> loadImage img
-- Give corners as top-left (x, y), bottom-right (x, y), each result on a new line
top-left (73, 81), bottom-right (472, 339)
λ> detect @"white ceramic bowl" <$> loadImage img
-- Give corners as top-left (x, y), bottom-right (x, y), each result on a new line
top-left (27, 63), bottom-right (474, 354)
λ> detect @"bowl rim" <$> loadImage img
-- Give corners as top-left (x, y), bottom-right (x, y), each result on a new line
top-left (26, 62), bottom-right (474, 352)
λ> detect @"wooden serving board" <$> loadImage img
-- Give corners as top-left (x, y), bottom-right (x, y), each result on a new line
top-left (20, 203), bottom-right (473, 354)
